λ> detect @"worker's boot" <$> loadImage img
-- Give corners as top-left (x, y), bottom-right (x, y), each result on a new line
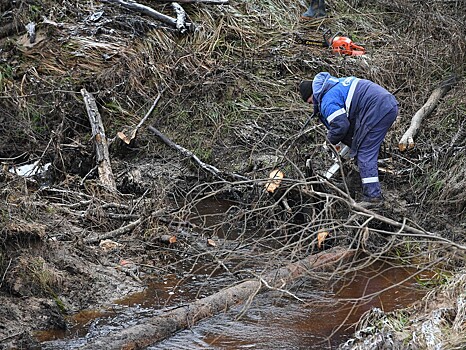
top-left (357, 174), bottom-right (384, 209)
top-left (301, 0), bottom-right (326, 19)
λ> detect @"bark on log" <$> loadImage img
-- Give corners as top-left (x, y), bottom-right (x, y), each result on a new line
top-left (398, 75), bottom-right (458, 152)
top-left (80, 247), bottom-right (354, 349)
top-left (101, 0), bottom-right (193, 31)
top-left (81, 89), bottom-right (117, 192)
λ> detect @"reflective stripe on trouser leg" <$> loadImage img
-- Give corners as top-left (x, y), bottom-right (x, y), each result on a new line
top-left (359, 165), bottom-right (381, 199)
top-left (362, 176), bottom-right (379, 184)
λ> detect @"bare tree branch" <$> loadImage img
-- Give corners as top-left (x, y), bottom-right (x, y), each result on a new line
top-left (101, 0), bottom-right (193, 31)
top-left (399, 75), bottom-right (458, 151)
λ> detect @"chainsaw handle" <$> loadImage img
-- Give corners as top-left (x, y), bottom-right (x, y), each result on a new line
top-left (323, 28), bottom-right (342, 46)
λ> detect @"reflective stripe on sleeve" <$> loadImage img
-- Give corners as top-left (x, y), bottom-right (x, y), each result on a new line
top-left (361, 176), bottom-right (379, 184)
top-left (326, 108), bottom-right (346, 124)
top-left (345, 78), bottom-right (360, 113)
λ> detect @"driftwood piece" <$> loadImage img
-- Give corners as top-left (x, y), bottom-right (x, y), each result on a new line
top-left (117, 90), bottom-right (164, 145)
top-left (81, 88), bottom-right (117, 191)
top-left (80, 247), bottom-right (354, 349)
top-left (399, 75), bottom-right (458, 151)
top-left (101, 0), bottom-right (193, 31)
top-left (148, 125), bottom-right (248, 181)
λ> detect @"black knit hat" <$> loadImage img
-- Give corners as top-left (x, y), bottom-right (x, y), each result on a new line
top-left (299, 80), bottom-right (313, 102)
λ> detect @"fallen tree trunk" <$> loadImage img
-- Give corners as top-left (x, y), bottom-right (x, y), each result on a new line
top-left (117, 90), bottom-right (164, 145)
top-left (81, 88), bottom-right (117, 191)
top-left (398, 75), bottom-right (458, 151)
top-left (80, 247), bottom-right (354, 349)
top-left (101, 0), bottom-right (193, 31)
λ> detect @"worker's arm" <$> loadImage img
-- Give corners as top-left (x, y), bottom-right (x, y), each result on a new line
top-left (321, 103), bottom-right (350, 145)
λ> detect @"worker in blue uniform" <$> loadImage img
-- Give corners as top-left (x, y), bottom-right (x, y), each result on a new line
top-left (299, 72), bottom-right (399, 207)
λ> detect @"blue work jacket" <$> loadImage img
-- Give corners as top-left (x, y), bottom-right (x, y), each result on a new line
top-left (312, 72), bottom-right (398, 158)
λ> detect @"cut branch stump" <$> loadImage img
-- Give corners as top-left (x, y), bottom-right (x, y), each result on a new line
top-left (117, 90), bottom-right (164, 146)
top-left (398, 75), bottom-right (458, 152)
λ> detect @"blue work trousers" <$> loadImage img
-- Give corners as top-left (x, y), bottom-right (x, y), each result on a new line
top-left (357, 105), bottom-right (398, 199)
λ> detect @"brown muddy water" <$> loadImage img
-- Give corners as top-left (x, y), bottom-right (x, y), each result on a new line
top-left (39, 262), bottom-right (427, 349)
top-left (38, 199), bottom-right (429, 349)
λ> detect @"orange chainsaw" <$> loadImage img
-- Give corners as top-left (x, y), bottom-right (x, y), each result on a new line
top-left (296, 29), bottom-right (366, 56)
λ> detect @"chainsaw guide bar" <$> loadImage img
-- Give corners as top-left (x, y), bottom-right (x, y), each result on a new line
top-left (295, 29), bottom-right (366, 56)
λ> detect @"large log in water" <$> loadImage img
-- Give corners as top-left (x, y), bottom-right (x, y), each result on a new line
top-left (80, 247), bottom-right (354, 349)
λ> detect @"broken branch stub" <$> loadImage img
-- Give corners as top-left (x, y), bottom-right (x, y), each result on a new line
top-left (398, 75), bottom-right (458, 152)
top-left (172, 3), bottom-right (188, 33)
top-left (79, 247), bottom-right (354, 349)
top-left (117, 89), bottom-right (164, 145)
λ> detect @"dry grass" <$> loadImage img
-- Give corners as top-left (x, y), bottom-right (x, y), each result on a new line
top-left (343, 271), bottom-right (466, 350)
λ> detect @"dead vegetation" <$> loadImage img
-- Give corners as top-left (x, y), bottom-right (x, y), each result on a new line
top-left (0, 0), bottom-right (465, 348)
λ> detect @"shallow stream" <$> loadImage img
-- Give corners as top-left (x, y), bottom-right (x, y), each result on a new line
top-left (39, 199), bottom-right (428, 349)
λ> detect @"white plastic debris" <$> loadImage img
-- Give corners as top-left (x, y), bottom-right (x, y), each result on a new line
top-left (9, 161), bottom-right (51, 178)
